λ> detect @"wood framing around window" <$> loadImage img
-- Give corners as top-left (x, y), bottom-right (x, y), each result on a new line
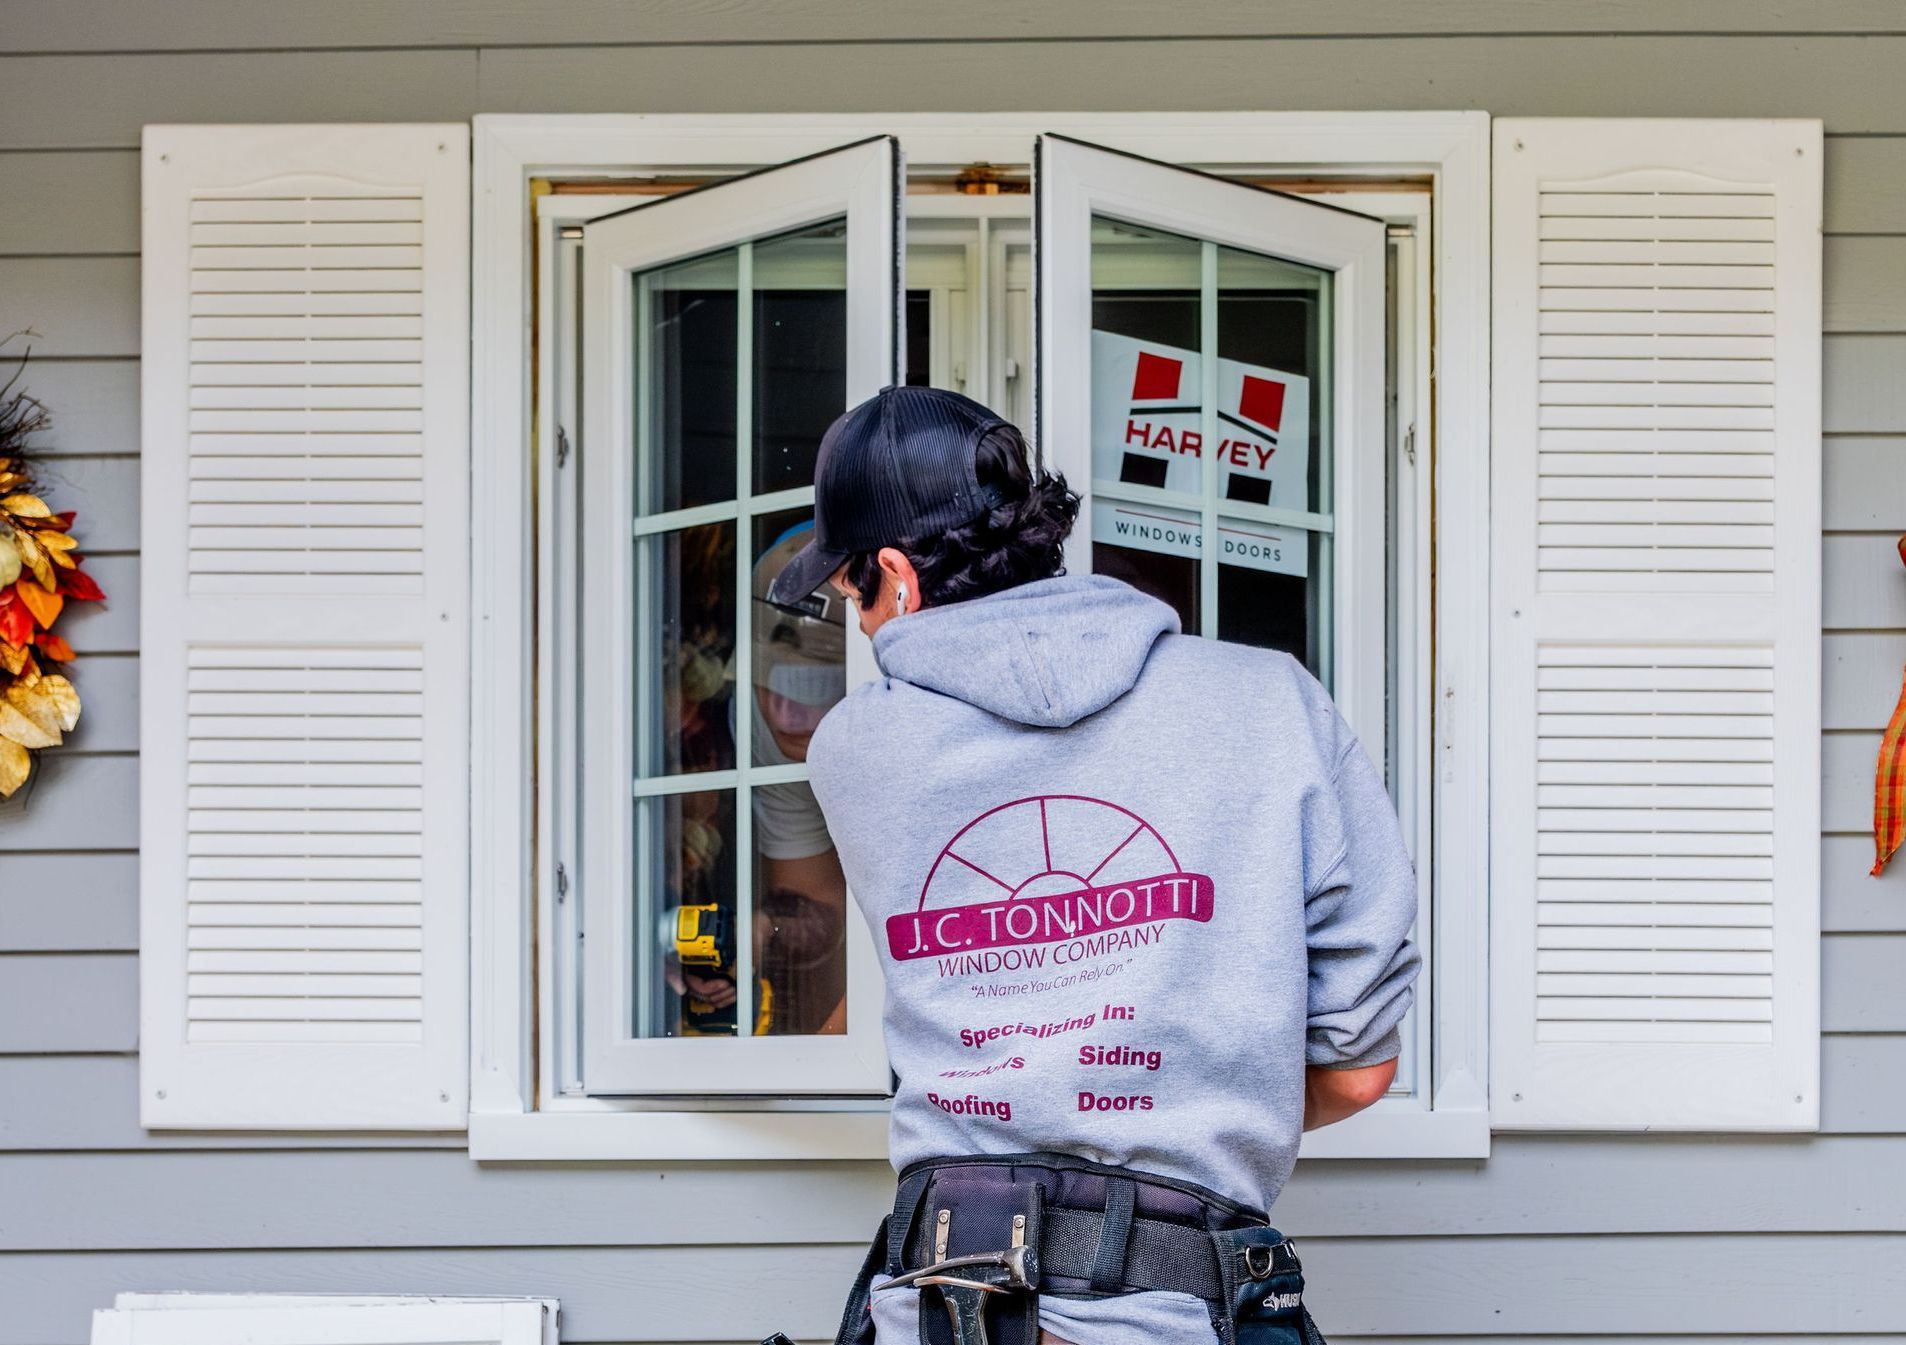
top-left (468, 112), bottom-right (1492, 1162)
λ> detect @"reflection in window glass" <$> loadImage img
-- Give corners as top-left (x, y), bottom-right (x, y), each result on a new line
top-left (637, 520), bottom-right (735, 777)
top-left (628, 219), bottom-right (854, 1041)
top-left (639, 788), bottom-right (738, 1037)
top-left (1086, 214), bottom-right (1333, 680)
top-left (748, 509), bottom-right (850, 1035)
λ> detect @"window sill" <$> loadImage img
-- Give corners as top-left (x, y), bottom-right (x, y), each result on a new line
top-left (467, 1103), bottom-right (1490, 1163)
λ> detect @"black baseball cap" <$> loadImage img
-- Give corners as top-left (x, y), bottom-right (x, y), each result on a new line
top-left (766, 385), bottom-right (1012, 606)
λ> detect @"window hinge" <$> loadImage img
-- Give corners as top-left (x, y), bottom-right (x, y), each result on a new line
top-left (1403, 422), bottom-right (1417, 467)
top-left (555, 860), bottom-right (570, 902)
top-left (556, 424), bottom-right (572, 468)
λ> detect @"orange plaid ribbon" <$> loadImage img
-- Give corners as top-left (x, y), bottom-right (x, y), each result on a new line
top-left (1879, 539), bottom-right (1906, 877)
top-left (1878, 666), bottom-right (1906, 876)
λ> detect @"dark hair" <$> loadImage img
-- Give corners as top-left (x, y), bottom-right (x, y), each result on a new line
top-left (843, 423), bottom-right (1079, 610)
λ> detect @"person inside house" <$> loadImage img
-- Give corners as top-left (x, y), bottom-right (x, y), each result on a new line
top-left (748, 525), bottom-right (851, 1035)
top-left (659, 529), bottom-right (851, 1037)
top-left (768, 385), bottom-right (1420, 1345)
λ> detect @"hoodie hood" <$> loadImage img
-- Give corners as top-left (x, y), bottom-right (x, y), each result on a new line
top-left (870, 575), bottom-right (1178, 728)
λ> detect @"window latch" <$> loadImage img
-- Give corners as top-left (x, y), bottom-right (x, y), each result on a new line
top-left (1403, 422), bottom-right (1417, 467)
top-left (556, 424), bottom-right (571, 468)
top-left (555, 860), bottom-right (570, 902)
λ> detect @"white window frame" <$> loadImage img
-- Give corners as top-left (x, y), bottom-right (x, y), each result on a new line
top-left (539, 185), bottom-right (1436, 1110)
top-left (575, 140), bottom-right (897, 1094)
top-left (469, 112), bottom-right (1491, 1161)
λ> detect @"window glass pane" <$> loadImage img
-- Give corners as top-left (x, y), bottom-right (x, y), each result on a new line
top-left (752, 220), bottom-right (847, 494)
top-left (750, 509), bottom-right (850, 1036)
top-left (1086, 213), bottom-right (1334, 682)
top-left (638, 250), bottom-right (738, 515)
top-left (1093, 500), bottom-right (1202, 631)
top-left (1089, 218), bottom-right (1206, 500)
top-left (1217, 525), bottom-right (1324, 664)
top-left (905, 291), bottom-right (932, 386)
top-left (1214, 243), bottom-right (1330, 672)
top-left (637, 519), bottom-right (736, 776)
top-left (637, 788), bottom-right (738, 1038)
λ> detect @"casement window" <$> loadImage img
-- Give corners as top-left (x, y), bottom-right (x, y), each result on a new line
top-left (137, 112), bottom-right (1821, 1155)
top-left (486, 116), bottom-right (1480, 1158)
top-left (540, 136), bottom-right (1413, 1103)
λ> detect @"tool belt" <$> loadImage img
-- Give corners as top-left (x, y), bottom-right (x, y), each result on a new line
top-left (816, 1152), bottom-right (1326, 1345)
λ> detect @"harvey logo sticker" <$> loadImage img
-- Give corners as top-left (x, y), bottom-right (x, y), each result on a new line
top-left (1088, 329), bottom-right (1310, 508)
top-left (1088, 330), bottom-right (1311, 579)
top-left (886, 795), bottom-right (1214, 964)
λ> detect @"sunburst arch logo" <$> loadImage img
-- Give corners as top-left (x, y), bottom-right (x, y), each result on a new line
top-left (886, 794), bottom-right (1214, 962)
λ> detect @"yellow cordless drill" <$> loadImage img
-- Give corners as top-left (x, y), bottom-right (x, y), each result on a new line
top-left (671, 902), bottom-right (773, 1036)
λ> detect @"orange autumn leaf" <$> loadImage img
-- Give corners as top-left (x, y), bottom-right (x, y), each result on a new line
top-left (34, 631), bottom-right (73, 662)
top-left (0, 595), bottom-right (29, 647)
top-left (14, 579), bottom-right (60, 630)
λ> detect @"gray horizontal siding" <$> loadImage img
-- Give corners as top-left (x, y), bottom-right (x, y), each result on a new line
top-left (0, 5), bottom-right (1903, 1343)
top-left (8, 1137), bottom-right (1906, 1247)
top-left (6, 39), bottom-right (1906, 149)
top-left (8, 0), bottom-right (1906, 50)
top-left (4, 1236), bottom-right (1904, 1344)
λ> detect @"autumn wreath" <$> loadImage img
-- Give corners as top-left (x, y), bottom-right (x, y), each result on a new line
top-left (0, 343), bottom-right (107, 798)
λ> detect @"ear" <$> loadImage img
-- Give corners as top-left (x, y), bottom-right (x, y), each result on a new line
top-left (875, 547), bottom-right (923, 612)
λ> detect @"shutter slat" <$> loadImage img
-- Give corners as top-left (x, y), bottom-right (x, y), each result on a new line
top-left (141, 125), bottom-right (468, 1130)
top-left (1493, 120), bottom-right (1822, 1131)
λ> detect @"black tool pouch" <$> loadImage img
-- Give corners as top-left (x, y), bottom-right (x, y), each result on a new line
top-left (909, 1169), bottom-right (1044, 1345)
top-left (1216, 1227), bottom-right (1327, 1345)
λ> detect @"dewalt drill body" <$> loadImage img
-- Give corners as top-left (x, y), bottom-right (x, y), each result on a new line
top-left (670, 902), bottom-right (773, 1036)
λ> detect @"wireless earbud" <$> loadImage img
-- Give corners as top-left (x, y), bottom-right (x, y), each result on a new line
top-left (895, 582), bottom-right (909, 616)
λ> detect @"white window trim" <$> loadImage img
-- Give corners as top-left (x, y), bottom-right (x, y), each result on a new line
top-left (469, 111), bottom-right (1492, 1162)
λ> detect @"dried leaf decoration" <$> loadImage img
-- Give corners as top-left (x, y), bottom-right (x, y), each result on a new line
top-left (15, 578), bottom-right (59, 630)
top-left (0, 738), bottom-right (27, 797)
top-left (0, 337), bottom-right (107, 798)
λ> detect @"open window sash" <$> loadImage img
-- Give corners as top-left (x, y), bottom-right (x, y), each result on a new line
top-left (1033, 133), bottom-right (1388, 748)
top-left (1032, 136), bottom-right (1434, 1129)
top-left (579, 138), bottom-right (899, 1094)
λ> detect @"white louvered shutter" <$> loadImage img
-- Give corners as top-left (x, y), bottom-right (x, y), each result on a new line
top-left (1491, 119), bottom-right (1822, 1130)
top-left (139, 125), bottom-right (469, 1128)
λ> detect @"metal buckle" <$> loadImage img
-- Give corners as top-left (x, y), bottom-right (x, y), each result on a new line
top-left (875, 1246), bottom-right (1036, 1296)
top-left (1242, 1240), bottom-right (1294, 1281)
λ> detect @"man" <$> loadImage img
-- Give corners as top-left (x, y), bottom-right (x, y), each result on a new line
top-left (770, 386), bottom-right (1419, 1345)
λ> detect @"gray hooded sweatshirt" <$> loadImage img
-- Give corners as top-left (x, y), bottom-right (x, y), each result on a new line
top-left (807, 575), bottom-right (1419, 1345)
